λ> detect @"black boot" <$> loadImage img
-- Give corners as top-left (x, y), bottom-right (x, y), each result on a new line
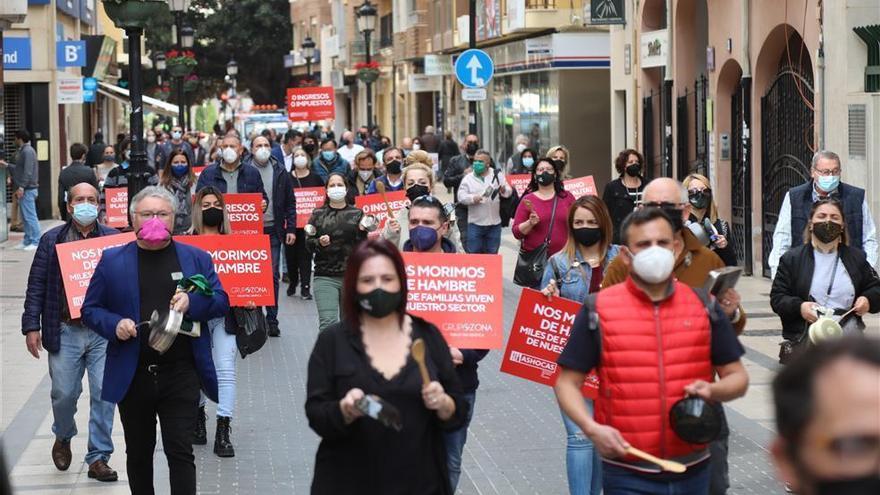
top-left (301, 286), bottom-right (312, 300)
top-left (193, 406), bottom-right (207, 445)
top-left (214, 416), bottom-right (235, 458)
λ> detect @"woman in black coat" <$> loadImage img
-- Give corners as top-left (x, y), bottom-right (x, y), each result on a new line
top-left (771, 198), bottom-right (880, 343)
top-left (683, 173), bottom-right (738, 266)
top-left (602, 149), bottom-right (645, 244)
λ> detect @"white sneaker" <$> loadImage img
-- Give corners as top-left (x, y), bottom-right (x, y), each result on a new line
top-left (12, 242), bottom-right (26, 249)
top-left (23, 244), bottom-right (37, 251)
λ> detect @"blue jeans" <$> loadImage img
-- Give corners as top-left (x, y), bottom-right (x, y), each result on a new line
top-left (602, 460), bottom-right (710, 495)
top-left (443, 392), bottom-right (476, 492)
top-left (200, 317), bottom-right (237, 418)
top-left (265, 230), bottom-right (281, 324)
top-left (466, 223), bottom-right (501, 254)
top-left (560, 398), bottom-right (602, 495)
top-left (20, 188), bottom-right (41, 246)
top-left (47, 322), bottom-right (115, 464)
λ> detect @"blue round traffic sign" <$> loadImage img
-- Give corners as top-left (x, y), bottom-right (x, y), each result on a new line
top-left (455, 49), bottom-right (494, 89)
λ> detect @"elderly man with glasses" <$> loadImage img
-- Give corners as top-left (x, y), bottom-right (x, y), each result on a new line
top-left (769, 150), bottom-right (878, 278)
top-left (82, 186), bottom-right (229, 495)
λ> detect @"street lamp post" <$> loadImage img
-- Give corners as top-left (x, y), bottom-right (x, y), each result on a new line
top-left (125, 27), bottom-right (151, 213)
top-left (169, 0), bottom-right (192, 129)
top-left (155, 51), bottom-right (166, 88)
top-left (302, 36), bottom-right (316, 82)
top-left (356, 0), bottom-right (377, 130)
top-left (226, 59), bottom-right (238, 124)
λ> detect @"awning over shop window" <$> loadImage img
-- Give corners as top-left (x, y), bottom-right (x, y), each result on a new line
top-left (97, 82), bottom-right (180, 117)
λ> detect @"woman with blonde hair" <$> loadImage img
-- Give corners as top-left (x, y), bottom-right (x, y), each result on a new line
top-left (546, 145), bottom-right (571, 178)
top-left (683, 173), bottom-right (738, 266)
top-left (383, 162), bottom-right (463, 251)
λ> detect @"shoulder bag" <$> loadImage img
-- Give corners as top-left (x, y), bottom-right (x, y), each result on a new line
top-left (514, 195), bottom-right (559, 287)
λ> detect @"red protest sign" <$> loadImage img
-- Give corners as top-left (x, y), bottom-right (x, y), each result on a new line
top-left (104, 187), bottom-right (129, 228)
top-left (294, 187), bottom-right (325, 228)
top-left (56, 233), bottom-right (137, 319)
top-left (287, 87), bottom-right (336, 122)
top-left (176, 234), bottom-right (275, 307)
top-left (355, 190), bottom-right (407, 232)
top-left (508, 174), bottom-right (532, 196)
top-left (500, 288), bottom-right (599, 397)
top-left (224, 193), bottom-right (263, 235)
top-left (193, 166), bottom-right (205, 178)
top-left (563, 175), bottom-right (598, 198)
top-left (403, 252), bottom-right (504, 349)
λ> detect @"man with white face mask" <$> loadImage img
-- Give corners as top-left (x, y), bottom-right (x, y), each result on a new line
top-left (555, 207), bottom-right (749, 495)
top-left (247, 136), bottom-right (297, 337)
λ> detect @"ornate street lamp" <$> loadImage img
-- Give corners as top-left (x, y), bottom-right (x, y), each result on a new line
top-left (169, 0), bottom-right (192, 129)
top-left (302, 35), bottom-right (316, 82)
top-left (356, 0), bottom-right (377, 130)
top-left (226, 59), bottom-right (238, 122)
top-left (102, 0), bottom-right (170, 211)
top-left (180, 25), bottom-right (195, 49)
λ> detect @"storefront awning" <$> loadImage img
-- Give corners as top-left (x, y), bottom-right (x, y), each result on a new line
top-left (97, 82), bottom-right (179, 117)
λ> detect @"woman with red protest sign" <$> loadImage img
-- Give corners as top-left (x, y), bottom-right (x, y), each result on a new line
top-left (512, 157), bottom-right (576, 288)
top-left (286, 147), bottom-right (324, 299)
top-left (305, 239), bottom-right (468, 494)
top-left (540, 195), bottom-right (621, 495)
top-left (189, 186), bottom-right (241, 458)
top-left (306, 173), bottom-right (369, 331)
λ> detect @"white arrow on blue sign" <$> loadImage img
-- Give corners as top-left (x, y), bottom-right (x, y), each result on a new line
top-left (454, 49), bottom-right (494, 89)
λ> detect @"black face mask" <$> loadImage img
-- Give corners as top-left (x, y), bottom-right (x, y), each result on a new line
top-left (573, 227), bottom-right (602, 247)
top-left (660, 206), bottom-right (685, 232)
top-left (386, 160), bottom-right (402, 175)
top-left (303, 143), bottom-right (316, 153)
top-left (536, 172), bottom-right (555, 186)
top-left (340, 138), bottom-right (350, 146)
top-left (465, 142), bottom-right (479, 156)
top-left (357, 288), bottom-right (402, 318)
top-left (625, 163), bottom-right (642, 177)
top-left (813, 221), bottom-right (843, 244)
top-left (202, 207), bottom-right (224, 228)
top-left (406, 184), bottom-right (430, 202)
top-left (689, 190), bottom-right (711, 210)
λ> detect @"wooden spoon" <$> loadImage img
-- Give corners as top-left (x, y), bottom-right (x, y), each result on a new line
top-left (522, 199), bottom-right (534, 211)
top-left (625, 447), bottom-right (687, 473)
top-left (411, 338), bottom-right (431, 386)
top-left (374, 180), bottom-right (395, 217)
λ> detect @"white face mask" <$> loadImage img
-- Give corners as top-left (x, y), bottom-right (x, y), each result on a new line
top-left (171, 131), bottom-right (182, 140)
top-left (631, 245), bottom-right (675, 284)
top-left (254, 147), bottom-right (272, 164)
top-left (294, 155), bottom-right (309, 168)
top-left (358, 170), bottom-right (373, 182)
top-left (222, 147), bottom-right (238, 164)
top-left (516, 143), bottom-right (526, 153)
top-left (412, 143), bottom-right (421, 151)
top-left (327, 186), bottom-right (347, 202)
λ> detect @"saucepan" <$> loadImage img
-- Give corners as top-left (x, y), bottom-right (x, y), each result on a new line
top-left (142, 308), bottom-right (201, 354)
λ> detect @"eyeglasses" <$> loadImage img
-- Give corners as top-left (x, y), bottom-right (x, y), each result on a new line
top-left (412, 195), bottom-right (441, 206)
top-left (814, 167), bottom-right (841, 177)
top-left (688, 188), bottom-right (710, 195)
top-left (134, 211), bottom-right (173, 220)
top-left (641, 201), bottom-right (687, 209)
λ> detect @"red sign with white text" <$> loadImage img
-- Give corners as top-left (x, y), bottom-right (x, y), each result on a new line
top-left (355, 190), bottom-right (407, 238)
top-left (500, 288), bottom-right (599, 398)
top-left (56, 233), bottom-right (137, 319)
top-left (287, 87), bottom-right (336, 122)
top-left (104, 188), bottom-right (129, 228)
top-left (193, 166), bottom-right (205, 178)
top-left (294, 187), bottom-right (325, 228)
top-left (176, 234), bottom-right (275, 307)
top-left (563, 176), bottom-right (598, 198)
top-left (508, 174), bottom-right (532, 196)
top-left (403, 252), bottom-right (504, 349)
top-left (224, 193), bottom-right (264, 235)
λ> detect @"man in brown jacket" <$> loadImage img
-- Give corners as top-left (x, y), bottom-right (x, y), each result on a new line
top-left (601, 177), bottom-right (746, 495)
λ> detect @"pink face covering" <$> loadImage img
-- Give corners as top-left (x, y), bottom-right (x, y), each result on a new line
top-left (138, 217), bottom-right (171, 247)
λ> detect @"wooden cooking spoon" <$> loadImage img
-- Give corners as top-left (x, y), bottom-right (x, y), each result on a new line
top-left (626, 447), bottom-right (687, 473)
top-left (374, 181), bottom-right (395, 216)
top-left (411, 338), bottom-right (431, 386)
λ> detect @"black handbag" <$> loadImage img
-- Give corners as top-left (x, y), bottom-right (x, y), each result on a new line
top-left (513, 196), bottom-right (559, 287)
top-left (493, 169), bottom-right (520, 228)
top-left (230, 307), bottom-right (268, 358)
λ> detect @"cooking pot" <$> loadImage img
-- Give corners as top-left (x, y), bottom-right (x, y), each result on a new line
top-left (145, 308), bottom-right (201, 354)
top-left (808, 316), bottom-right (843, 344)
top-left (669, 396), bottom-right (722, 444)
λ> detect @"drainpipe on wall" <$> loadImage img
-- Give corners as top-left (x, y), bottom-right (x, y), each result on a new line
top-left (741, 0), bottom-right (754, 276)
top-left (817, 0), bottom-right (825, 149)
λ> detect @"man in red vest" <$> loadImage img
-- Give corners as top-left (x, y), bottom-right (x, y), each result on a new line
top-left (555, 207), bottom-right (749, 494)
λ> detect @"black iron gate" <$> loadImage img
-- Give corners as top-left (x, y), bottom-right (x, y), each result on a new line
top-left (642, 91), bottom-right (659, 181)
top-left (761, 64), bottom-right (814, 277)
top-left (730, 82), bottom-right (747, 268)
top-left (676, 76), bottom-right (709, 180)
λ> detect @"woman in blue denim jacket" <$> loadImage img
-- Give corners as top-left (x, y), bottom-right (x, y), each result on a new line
top-left (539, 195), bottom-right (621, 495)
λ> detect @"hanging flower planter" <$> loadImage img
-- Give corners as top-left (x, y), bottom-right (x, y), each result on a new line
top-left (103, 0), bottom-right (168, 30)
top-left (183, 75), bottom-right (200, 93)
top-left (150, 84), bottom-right (171, 101)
top-left (355, 61), bottom-right (380, 84)
top-left (166, 49), bottom-right (197, 77)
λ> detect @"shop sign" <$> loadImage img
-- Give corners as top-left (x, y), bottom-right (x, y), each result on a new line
top-left (83, 77), bottom-right (97, 102)
top-left (408, 74), bottom-right (442, 93)
top-left (461, 88), bottom-right (487, 101)
top-left (57, 41), bottom-right (87, 68)
top-left (2, 37), bottom-right (32, 70)
top-left (590, 0), bottom-right (626, 26)
top-left (641, 29), bottom-right (668, 68)
top-left (526, 38), bottom-right (552, 56)
top-left (57, 76), bottom-right (84, 104)
top-left (424, 55), bottom-right (453, 76)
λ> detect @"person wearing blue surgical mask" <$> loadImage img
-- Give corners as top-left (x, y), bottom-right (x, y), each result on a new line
top-left (160, 149), bottom-right (195, 234)
top-left (769, 150), bottom-right (878, 278)
top-left (313, 138), bottom-right (350, 184)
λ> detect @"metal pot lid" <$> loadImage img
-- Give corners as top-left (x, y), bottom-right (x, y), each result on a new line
top-left (147, 309), bottom-right (185, 354)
